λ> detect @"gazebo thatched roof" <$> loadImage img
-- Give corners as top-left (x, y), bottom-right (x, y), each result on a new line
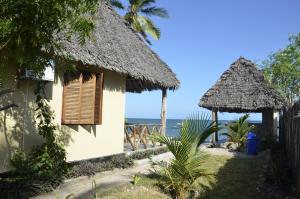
top-left (199, 57), bottom-right (285, 113)
top-left (57, 0), bottom-right (179, 93)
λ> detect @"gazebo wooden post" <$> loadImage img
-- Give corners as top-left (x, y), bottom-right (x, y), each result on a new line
top-left (262, 109), bottom-right (275, 140)
top-left (211, 109), bottom-right (218, 144)
top-left (161, 89), bottom-right (167, 137)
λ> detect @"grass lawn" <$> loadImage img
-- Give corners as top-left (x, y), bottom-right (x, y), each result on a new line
top-left (96, 155), bottom-right (267, 199)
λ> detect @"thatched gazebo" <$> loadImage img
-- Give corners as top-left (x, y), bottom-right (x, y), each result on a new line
top-left (199, 57), bottom-right (285, 143)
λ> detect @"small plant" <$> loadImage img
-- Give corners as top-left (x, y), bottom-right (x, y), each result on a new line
top-left (132, 174), bottom-right (141, 186)
top-left (222, 114), bottom-right (254, 151)
top-left (91, 179), bottom-right (97, 198)
top-left (150, 113), bottom-right (218, 199)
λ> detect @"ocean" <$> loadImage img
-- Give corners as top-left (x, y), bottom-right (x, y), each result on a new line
top-left (127, 118), bottom-right (261, 142)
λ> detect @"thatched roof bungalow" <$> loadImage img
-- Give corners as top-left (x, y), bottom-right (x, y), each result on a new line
top-left (199, 57), bottom-right (285, 142)
top-left (57, 1), bottom-right (179, 93)
top-left (0, 1), bottom-right (179, 172)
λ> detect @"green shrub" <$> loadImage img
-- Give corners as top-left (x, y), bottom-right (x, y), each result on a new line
top-left (0, 177), bottom-right (44, 199)
top-left (67, 154), bottom-right (134, 178)
top-left (11, 144), bottom-right (68, 182)
top-left (67, 161), bottom-right (97, 178)
top-left (4, 82), bottom-right (69, 198)
top-left (110, 154), bottom-right (134, 168)
top-left (130, 147), bottom-right (169, 160)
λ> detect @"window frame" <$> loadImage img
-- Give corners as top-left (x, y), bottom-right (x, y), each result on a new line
top-left (61, 71), bottom-right (104, 125)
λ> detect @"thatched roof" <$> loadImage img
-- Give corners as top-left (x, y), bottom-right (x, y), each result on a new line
top-left (57, 0), bottom-right (179, 93)
top-left (199, 57), bottom-right (285, 113)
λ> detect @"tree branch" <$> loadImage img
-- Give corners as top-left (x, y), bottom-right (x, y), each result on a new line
top-left (0, 104), bottom-right (18, 112)
top-left (0, 38), bottom-right (11, 53)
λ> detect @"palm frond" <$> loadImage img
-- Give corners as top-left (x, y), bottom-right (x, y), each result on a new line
top-left (197, 125), bottom-right (220, 148)
top-left (129, 0), bottom-right (140, 6)
top-left (220, 132), bottom-right (232, 137)
top-left (135, 16), bottom-right (160, 40)
top-left (109, 0), bottom-right (125, 9)
top-left (151, 134), bottom-right (181, 158)
top-left (142, 16), bottom-right (161, 40)
top-left (181, 112), bottom-right (220, 148)
top-left (141, 7), bottom-right (169, 18)
top-left (139, 30), bottom-right (152, 45)
top-left (139, 0), bottom-right (156, 8)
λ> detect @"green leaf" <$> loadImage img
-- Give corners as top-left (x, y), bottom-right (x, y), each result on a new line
top-left (141, 7), bottom-right (169, 18)
top-left (109, 0), bottom-right (125, 9)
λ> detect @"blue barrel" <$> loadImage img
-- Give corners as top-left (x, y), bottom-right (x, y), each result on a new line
top-left (247, 132), bottom-right (257, 155)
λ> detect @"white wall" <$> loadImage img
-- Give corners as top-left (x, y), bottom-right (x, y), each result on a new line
top-left (0, 69), bottom-right (126, 172)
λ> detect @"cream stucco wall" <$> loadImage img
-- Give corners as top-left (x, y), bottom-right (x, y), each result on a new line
top-left (0, 69), bottom-right (126, 172)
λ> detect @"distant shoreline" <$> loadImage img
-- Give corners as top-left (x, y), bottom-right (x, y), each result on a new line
top-left (127, 118), bottom-right (262, 123)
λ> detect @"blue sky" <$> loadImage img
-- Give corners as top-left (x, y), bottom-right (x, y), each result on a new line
top-left (124, 0), bottom-right (300, 120)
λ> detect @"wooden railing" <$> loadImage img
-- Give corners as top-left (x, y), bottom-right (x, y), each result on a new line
top-left (124, 123), bottom-right (162, 151)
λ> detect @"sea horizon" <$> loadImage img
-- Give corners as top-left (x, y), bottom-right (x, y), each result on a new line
top-left (127, 117), bottom-right (262, 123)
top-left (127, 118), bottom-right (262, 138)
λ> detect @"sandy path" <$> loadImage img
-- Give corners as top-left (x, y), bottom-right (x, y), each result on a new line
top-left (34, 147), bottom-right (267, 199)
top-left (34, 152), bottom-right (173, 199)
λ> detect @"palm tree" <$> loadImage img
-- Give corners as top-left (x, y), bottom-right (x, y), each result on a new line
top-left (109, 0), bottom-right (169, 44)
top-left (222, 114), bottom-right (254, 151)
top-left (150, 113), bottom-right (219, 199)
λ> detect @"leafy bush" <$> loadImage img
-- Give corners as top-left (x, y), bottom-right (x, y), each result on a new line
top-left (3, 82), bottom-right (69, 198)
top-left (222, 114), bottom-right (254, 151)
top-left (150, 113), bottom-right (218, 199)
top-left (0, 178), bottom-right (44, 199)
top-left (259, 135), bottom-right (279, 151)
top-left (11, 143), bottom-right (68, 184)
top-left (130, 147), bottom-right (169, 160)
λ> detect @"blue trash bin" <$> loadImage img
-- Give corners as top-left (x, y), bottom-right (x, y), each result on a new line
top-left (247, 132), bottom-right (257, 155)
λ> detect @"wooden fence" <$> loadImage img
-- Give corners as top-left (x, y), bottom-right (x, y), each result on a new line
top-left (281, 101), bottom-right (300, 194)
top-left (124, 124), bottom-right (162, 151)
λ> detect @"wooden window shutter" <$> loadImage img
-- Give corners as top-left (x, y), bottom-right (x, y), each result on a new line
top-left (62, 73), bottom-right (81, 124)
top-left (62, 71), bottom-right (104, 125)
top-left (94, 72), bottom-right (104, 124)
